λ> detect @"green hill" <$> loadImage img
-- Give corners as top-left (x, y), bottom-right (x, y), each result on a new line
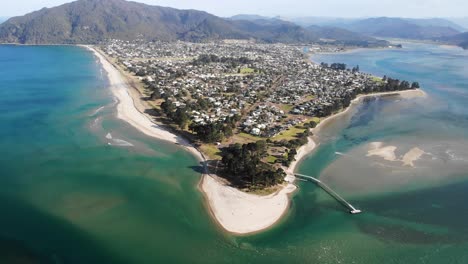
top-left (0, 0), bottom-right (387, 46)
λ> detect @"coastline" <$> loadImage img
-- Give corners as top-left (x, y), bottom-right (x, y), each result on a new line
top-left (313, 89), bottom-right (426, 135)
top-left (83, 44), bottom-right (425, 235)
top-left (83, 44), bottom-right (305, 235)
top-left (80, 45), bottom-right (204, 159)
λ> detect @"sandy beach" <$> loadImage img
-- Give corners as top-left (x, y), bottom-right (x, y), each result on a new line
top-left (201, 136), bottom-right (316, 234)
top-left (85, 44), bottom-right (425, 234)
top-left (84, 45), bottom-right (309, 234)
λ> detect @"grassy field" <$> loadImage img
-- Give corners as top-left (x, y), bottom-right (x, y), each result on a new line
top-left (279, 104), bottom-right (294, 113)
top-left (372, 76), bottom-right (384, 83)
top-left (239, 67), bottom-right (255, 74)
top-left (271, 126), bottom-right (307, 141)
top-left (265, 155), bottom-right (277, 164)
top-left (311, 117), bottom-right (321, 123)
top-left (199, 144), bottom-right (222, 160)
top-left (232, 132), bottom-right (266, 144)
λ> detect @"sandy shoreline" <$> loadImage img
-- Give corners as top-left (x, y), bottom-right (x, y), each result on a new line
top-left (201, 136), bottom-right (317, 235)
top-left (83, 45), bottom-right (308, 234)
top-left (81, 45), bottom-right (204, 159)
top-left (84, 44), bottom-right (425, 235)
top-left (313, 89), bottom-right (426, 134)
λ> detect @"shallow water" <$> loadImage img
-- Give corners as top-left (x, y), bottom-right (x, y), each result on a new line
top-left (0, 43), bottom-right (467, 263)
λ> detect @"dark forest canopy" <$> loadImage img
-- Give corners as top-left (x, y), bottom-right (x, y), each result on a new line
top-left (221, 141), bottom-right (285, 188)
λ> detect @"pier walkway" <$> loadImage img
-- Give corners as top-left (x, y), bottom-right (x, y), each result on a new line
top-left (295, 173), bottom-right (362, 214)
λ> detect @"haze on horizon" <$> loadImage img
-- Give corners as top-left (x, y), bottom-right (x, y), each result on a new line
top-left (2, 0), bottom-right (468, 19)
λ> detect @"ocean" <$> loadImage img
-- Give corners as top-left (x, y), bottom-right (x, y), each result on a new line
top-left (0, 42), bottom-right (467, 263)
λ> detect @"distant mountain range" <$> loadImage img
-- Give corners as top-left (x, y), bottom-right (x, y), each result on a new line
top-left (229, 15), bottom-right (387, 47)
top-left (446, 17), bottom-right (468, 30)
top-left (287, 16), bottom-right (468, 49)
top-left (0, 0), bottom-right (387, 46)
top-left (0, 17), bottom-right (7, 24)
top-left (229, 14), bottom-right (274, 21)
top-left (1, 0), bottom-right (466, 49)
top-left (291, 17), bottom-right (462, 40)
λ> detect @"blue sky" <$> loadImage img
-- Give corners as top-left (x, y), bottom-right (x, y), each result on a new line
top-left (2, 0), bottom-right (468, 18)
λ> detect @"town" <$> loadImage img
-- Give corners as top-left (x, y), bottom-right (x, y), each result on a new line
top-left (101, 39), bottom-right (418, 190)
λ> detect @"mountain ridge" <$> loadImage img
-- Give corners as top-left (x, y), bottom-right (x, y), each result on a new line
top-left (338, 17), bottom-right (461, 39)
top-left (287, 16), bottom-right (463, 40)
top-left (0, 0), bottom-right (386, 46)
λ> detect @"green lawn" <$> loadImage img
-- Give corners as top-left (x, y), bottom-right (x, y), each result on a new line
top-left (265, 155), bottom-right (277, 164)
top-left (311, 117), bottom-right (321, 123)
top-left (232, 132), bottom-right (266, 144)
top-left (372, 76), bottom-right (384, 83)
top-left (199, 144), bottom-right (222, 160)
top-left (271, 126), bottom-right (306, 141)
top-left (279, 104), bottom-right (294, 113)
top-left (240, 67), bottom-right (255, 74)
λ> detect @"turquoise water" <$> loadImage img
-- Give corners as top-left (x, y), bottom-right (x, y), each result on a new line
top-left (0, 43), bottom-right (468, 263)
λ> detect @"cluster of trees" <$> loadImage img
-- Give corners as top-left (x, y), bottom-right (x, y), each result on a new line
top-left (221, 141), bottom-right (285, 187)
top-left (313, 75), bottom-right (420, 117)
top-left (321, 62), bottom-right (360, 72)
top-left (192, 54), bottom-right (253, 67)
top-left (272, 128), bottom-right (313, 166)
top-left (381, 76), bottom-right (419, 91)
top-left (160, 97), bottom-right (241, 142)
top-left (188, 114), bottom-right (240, 143)
top-left (312, 91), bottom-right (356, 117)
top-left (189, 122), bottom-right (233, 143)
top-left (321, 62), bottom-right (347, 71)
top-left (304, 62), bottom-right (422, 117)
top-left (160, 100), bottom-right (187, 126)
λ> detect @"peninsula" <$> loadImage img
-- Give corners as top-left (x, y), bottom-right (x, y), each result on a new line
top-left (83, 40), bottom-right (423, 234)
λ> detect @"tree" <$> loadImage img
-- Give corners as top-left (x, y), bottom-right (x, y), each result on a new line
top-left (174, 108), bottom-right (189, 129)
top-left (220, 141), bottom-right (285, 188)
top-left (161, 99), bottom-right (175, 119)
top-left (411, 82), bottom-right (420, 89)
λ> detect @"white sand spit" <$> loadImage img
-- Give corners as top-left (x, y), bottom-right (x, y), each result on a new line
top-left (202, 175), bottom-right (296, 234)
top-left (84, 44), bottom-right (425, 234)
top-left (402, 147), bottom-right (426, 167)
top-left (366, 142), bottom-right (398, 161)
top-left (366, 142), bottom-right (426, 167)
top-left (83, 45), bottom-right (304, 234)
